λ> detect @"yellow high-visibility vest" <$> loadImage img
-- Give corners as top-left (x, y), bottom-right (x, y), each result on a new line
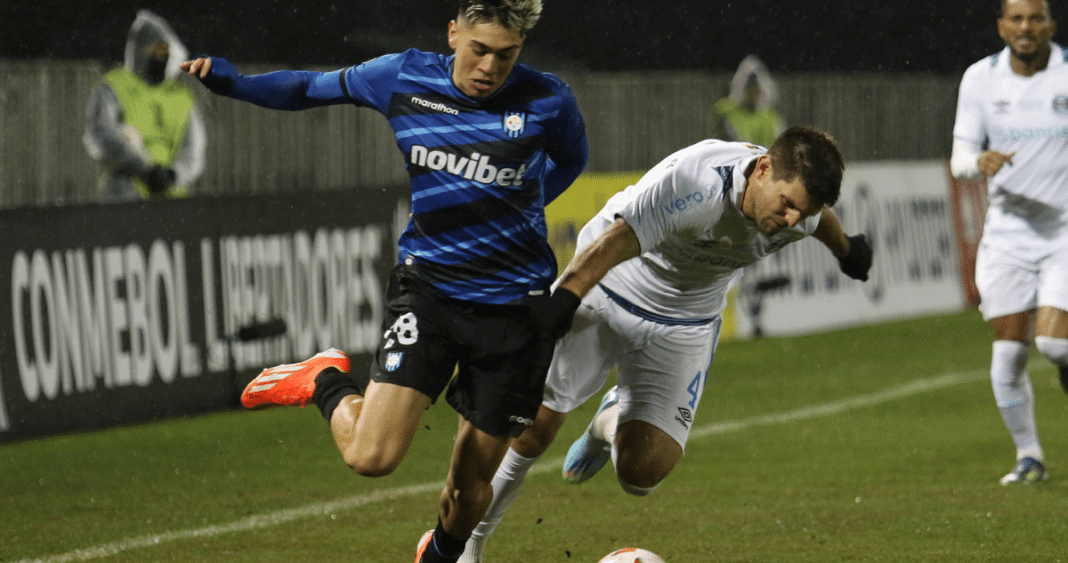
top-left (104, 68), bottom-right (194, 198)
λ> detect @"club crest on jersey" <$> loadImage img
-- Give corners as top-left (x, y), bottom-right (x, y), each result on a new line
top-left (1054, 95), bottom-right (1068, 114)
top-left (503, 112), bottom-right (526, 138)
top-left (385, 352), bottom-right (404, 372)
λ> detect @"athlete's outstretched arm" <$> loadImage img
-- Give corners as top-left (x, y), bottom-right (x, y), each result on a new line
top-left (180, 56), bottom-right (349, 111)
top-left (812, 207), bottom-right (850, 257)
top-left (813, 207), bottom-right (873, 281)
top-left (555, 217), bottom-right (641, 298)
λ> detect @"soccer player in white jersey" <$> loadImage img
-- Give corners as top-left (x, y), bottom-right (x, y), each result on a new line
top-left (459, 126), bottom-right (873, 562)
top-left (951, 0), bottom-right (1068, 485)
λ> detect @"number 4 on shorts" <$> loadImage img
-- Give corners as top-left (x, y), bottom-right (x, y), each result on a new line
top-left (686, 370), bottom-right (706, 409)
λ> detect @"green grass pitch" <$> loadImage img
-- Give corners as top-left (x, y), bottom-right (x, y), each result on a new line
top-left (3, 309), bottom-right (1067, 562)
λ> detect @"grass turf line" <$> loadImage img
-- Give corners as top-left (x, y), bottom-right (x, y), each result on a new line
top-left (4, 310), bottom-right (1068, 562)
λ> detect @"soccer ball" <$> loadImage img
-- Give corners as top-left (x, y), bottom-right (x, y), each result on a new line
top-left (596, 547), bottom-right (666, 563)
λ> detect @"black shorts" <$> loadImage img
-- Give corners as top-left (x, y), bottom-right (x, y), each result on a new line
top-left (369, 264), bottom-right (556, 438)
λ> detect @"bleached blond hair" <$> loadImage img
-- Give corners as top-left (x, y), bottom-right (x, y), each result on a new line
top-left (457, 0), bottom-right (543, 36)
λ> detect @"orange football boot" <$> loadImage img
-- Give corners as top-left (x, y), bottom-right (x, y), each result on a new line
top-left (240, 348), bottom-right (350, 410)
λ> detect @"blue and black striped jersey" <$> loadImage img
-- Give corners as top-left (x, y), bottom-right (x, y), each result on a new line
top-left (199, 49), bottom-right (588, 304)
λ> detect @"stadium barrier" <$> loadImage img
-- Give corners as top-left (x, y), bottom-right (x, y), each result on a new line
top-left (735, 160), bottom-right (976, 337)
top-left (0, 190), bottom-right (407, 443)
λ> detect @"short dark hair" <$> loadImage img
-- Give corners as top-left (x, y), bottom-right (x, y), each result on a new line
top-left (457, 0), bottom-right (543, 35)
top-left (767, 126), bottom-right (845, 208)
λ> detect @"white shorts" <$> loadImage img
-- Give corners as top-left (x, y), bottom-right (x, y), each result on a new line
top-left (975, 239), bottom-right (1068, 320)
top-left (542, 285), bottom-right (722, 450)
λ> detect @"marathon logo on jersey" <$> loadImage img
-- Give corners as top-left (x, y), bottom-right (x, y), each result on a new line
top-left (503, 111), bottom-right (526, 138)
top-left (410, 145), bottom-right (528, 186)
top-left (1053, 95), bottom-right (1068, 115)
top-left (410, 96), bottom-right (460, 116)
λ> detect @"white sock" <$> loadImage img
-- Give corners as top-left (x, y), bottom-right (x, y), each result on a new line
top-left (990, 340), bottom-right (1043, 461)
top-left (468, 448), bottom-right (539, 542)
top-left (590, 403), bottom-right (620, 443)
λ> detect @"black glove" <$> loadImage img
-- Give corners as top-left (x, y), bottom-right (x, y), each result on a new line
top-left (143, 165), bottom-right (176, 195)
top-left (531, 287), bottom-right (582, 340)
top-left (837, 234), bottom-right (873, 281)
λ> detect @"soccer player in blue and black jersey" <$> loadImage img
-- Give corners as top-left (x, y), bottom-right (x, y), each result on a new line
top-left (182, 1), bottom-right (588, 561)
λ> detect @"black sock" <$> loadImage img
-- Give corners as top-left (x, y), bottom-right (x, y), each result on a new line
top-left (311, 368), bottom-right (360, 422)
top-left (419, 519), bottom-right (467, 563)
top-left (1058, 365), bottom-right (1068, 394)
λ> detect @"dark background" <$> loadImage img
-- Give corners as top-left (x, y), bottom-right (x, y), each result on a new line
top-left (2, 1), bottom-right (1064, 73)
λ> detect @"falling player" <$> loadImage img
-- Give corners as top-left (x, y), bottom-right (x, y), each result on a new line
top-left (461, 126), bottom-right (872, 562)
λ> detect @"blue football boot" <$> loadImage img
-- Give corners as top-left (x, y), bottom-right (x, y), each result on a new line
top-left (999, 456), bottom-right (1049, 485)
top-left (562, 386), bottom-right (619, 484)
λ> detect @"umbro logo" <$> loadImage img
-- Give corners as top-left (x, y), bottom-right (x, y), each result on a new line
top-left (675, 407), bottom-right (693, 429)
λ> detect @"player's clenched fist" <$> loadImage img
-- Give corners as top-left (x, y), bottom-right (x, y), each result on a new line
top-left (837, 234), bottom-right (873, 281)
top-left (977, 150), bottom-right (1014, 177)
top-left (531, 288), bottom-right (581, 340)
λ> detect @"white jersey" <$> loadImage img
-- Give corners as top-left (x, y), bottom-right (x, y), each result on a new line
top-left (578, 139), bottom-right (820, 321)
top-left (953, 44), bottom-right (1068, 247)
